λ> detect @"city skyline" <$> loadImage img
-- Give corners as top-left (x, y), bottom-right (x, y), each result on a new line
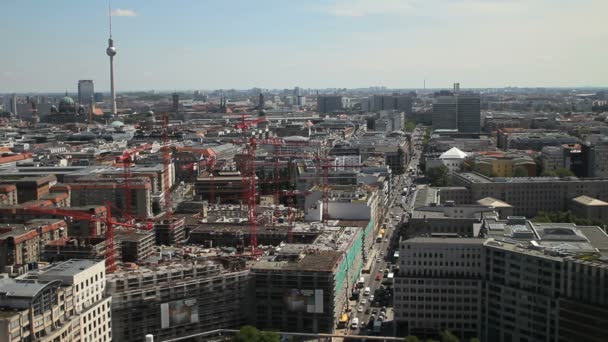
top-left (1, 0), bottom-right (607, 93)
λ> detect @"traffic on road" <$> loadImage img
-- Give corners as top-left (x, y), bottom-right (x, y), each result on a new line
top-left (341, 126), bottom-right (424, 337)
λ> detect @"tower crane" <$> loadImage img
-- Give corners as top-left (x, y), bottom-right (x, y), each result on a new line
top-left (22, 204), bottom-right (152, 273)
top-left (115, 143), bottom-right (152, 220)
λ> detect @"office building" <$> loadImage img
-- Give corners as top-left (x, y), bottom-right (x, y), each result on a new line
top-left (362, 95), bottom-right (413, 114)
top-left (457, 93), bottom-right (481, 133)
top-left (569, 195), bottom-right (608, 222)
top-left (479, 217), bottom-right (608, 342)
top-left (468, 151), bottom-right (537, 177)
top-left (432, 91), bottom-right (481, 133)
top-left (451, 172), bottom-right (608, 217)
top-left (394, 238), bottom-right (485, 339)
top-left (78, 80), bottom-right (95, 105)
top-left (0, 259), bottom-right (111, 342)
top-left (317, 95), bottom-right (343, 113)
top-left (432, 94), bottom-right (458, 131)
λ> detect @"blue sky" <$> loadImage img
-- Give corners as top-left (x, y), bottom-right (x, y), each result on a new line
top-left (1, 0), bottom-right (607, 92)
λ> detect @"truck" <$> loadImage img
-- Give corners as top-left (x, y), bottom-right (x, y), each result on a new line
top-left (357, 277), bottom-right (365, 288)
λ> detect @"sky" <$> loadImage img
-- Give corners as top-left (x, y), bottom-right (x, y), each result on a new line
top-left (1, 0), bottom-right (607, 93)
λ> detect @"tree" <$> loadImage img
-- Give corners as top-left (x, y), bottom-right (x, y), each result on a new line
top-left (426, 165), bottom-right (450, 187)
top-left (403, 120), bottom-right (416, 133)
top-left (554, 167), bottom-right (574, 178)
top-left (404, 336), bottom-right (422, 342)
top-left (439, 330), bottom-right (460, 342)
top-left (232, 326), bottom-right (280, 342)
top-left (513, 167), bottom-right (528, 177)
top-left (469, 338), bottom-right (481, 342)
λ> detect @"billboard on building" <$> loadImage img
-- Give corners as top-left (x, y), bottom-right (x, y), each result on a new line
top-left (160, 298), bottom-right (199, 329)
top-left (283, 289), bottom-right (324, 313)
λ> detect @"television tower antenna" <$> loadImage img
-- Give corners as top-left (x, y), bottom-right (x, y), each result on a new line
top-left (106, 0), bottom-right (118, 115)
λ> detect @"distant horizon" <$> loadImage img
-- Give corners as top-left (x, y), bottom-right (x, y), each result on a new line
top-left (4, 85), bottom-right (608, 96)
top-left (2, 1), bottom-right (607, 93)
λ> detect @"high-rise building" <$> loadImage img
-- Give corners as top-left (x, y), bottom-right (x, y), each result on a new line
top-left (78, 80), bottom-right (95, 105)
top-left (432, 94), bottom-right (458, 130)
top-left (362, 95), bottom-right (413, 114)
top-left (457, 93), bottom-right (481, 133)
top-left (432, 88), bottom-right (481, 133)
top-left (9, 94), bottom-right (18, 117)
top-left (172, 93), bottom-right (179, 112)
top-left (317, 95), bottom-right (343, 113)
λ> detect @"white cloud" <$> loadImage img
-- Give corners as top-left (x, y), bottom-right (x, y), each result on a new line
top-left (111, 9), bottom-right (137, 17)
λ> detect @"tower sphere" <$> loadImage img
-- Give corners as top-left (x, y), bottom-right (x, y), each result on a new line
top-left (106, 46), bottom-right (117, 57)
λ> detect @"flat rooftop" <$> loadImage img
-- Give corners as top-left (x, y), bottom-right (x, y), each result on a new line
top-left (253, 250), bottom-right (343, 272)
top-left (404, 237), bottom-right (485, 245)
top-left (38, 259), bottom-right (102, 278)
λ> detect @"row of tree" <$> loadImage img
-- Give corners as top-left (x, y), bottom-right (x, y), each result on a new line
top-left (404, 330), bottom-right (480, 342)
top-left (531, 210), bottom-right (603, 227)
top-left (232, 326), bottom-right (280, 342)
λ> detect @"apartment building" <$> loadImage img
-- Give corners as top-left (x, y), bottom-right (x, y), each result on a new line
top-left (0, 219), bottom-right (68, 274)
top-left (394, 238), bottom-right (485, 339)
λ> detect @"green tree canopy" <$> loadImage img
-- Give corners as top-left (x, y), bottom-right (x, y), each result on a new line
top-left (531, 210), bottom-right (601, 226)
top-left (469, 338), bottom-right (481, 342)
top-left (404, 336), bottom-right (422, 342)
top-left (426, 165), bottom-right (450, 187)
top-left (513, 167), bottom-right (528, 177)
top-left (403, 120), bottom-right (416, 133)
top-left (542, 168), bottom-right (574, 177)
top-left (440, 330), bottom-right (460, 342)
top-left (232, 326), bottom-right (280, 342)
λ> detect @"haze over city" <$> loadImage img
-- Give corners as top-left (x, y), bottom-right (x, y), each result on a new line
top-left (2, 0), bottom-right (608, 93)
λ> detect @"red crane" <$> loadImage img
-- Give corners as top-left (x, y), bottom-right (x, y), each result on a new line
top-left (241, 136), bottom-right (259, 254)
top-left (234, 114), bottom-right (267, 130)
top-left (21, 204), bottom-right (152, 273)
top-left (235, 129), bottom-right (322, 253)
top-left (115, 143), bottom-right (152, 220)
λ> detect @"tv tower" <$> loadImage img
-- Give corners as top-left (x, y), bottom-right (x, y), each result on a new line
top-left (106, 2), bottom-right (117, 115)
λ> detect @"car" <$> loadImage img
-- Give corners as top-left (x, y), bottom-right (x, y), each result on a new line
top-left (376, 258), bottom-right (382, 263)
top-left (380, 251), bottom-right (384, 256)
top-left (371, 310), bottom-right (378, 316)
top-left (375, 273), bottom-right (382, 281)
top-left (381, 306), bottom-right (387, 313)
top-left (360, 299), bottom-right (367, 305)
top-left (369, 295), bottom-right (375, 301)
top-left (358, 306), bottom-right (363, 313)
top-left (365, 307), bottom-right (371, 314)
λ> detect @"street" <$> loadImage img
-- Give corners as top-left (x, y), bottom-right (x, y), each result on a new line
top-left (342, 127), bottom-right (424, 338)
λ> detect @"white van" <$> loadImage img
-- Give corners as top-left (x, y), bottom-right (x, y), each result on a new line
top-left (364, 287), bottom-right (371, 296)
top-left (350, 317), bottom-right (359, 329)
